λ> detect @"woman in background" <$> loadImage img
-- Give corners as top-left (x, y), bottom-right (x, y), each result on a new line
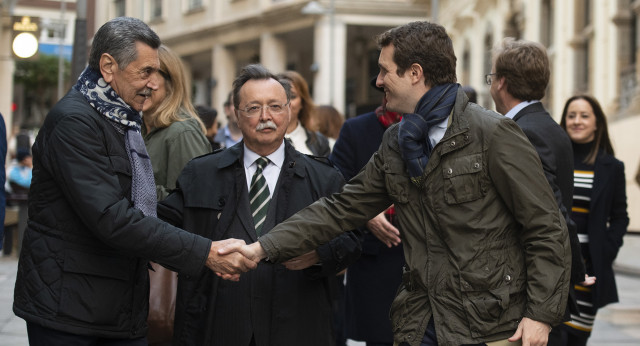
top-left (313, 105), bottom-right (344, 150)
top-left (142, 45), bottom-right (211, 200)
top-left (141, 45), bottom-right (211, 346)
top-left (550, 95), bottom-right (629, 346)
top-left (277, 71), bottom-right (331, 156)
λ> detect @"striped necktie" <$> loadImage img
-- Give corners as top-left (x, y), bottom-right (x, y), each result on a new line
top-left (249, 157), bottom-right (270, 235)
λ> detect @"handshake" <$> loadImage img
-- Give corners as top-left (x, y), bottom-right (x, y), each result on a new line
top-left (204, 239), bottom-right (320, 281)
top-left (204, 239), bottom-right (266, 281)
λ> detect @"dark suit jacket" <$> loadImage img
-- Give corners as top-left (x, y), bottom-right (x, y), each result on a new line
top-left (159, 141), bottom-right (361, 346)
top-left (587, 151), bottom-right (629, 309)
top-left (513, 102), bottom-right (586, 287)
top-left (329, 112), bottom-right (404, 342)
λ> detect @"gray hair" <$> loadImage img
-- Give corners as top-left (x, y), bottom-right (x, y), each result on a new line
top-left (88, 17), bottom-right (161, 71)
top-left (232, 64), bottom-right (291, 109)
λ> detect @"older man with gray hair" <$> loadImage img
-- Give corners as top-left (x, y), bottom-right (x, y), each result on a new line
top-left (13, 17), bottom-right (255, 346)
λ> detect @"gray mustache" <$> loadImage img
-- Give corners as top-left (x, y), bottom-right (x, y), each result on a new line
top-left (140, 88), bottom-right (153, 97)
top-left (256, 121), bottom-right (277, 131)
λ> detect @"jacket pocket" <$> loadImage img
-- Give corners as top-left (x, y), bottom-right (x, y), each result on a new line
top-left (442, 153), bottom-right (483, 204)
top-left (389, 285), bottom-right (411, 333)
top-left (384, 163), bottom-right (410, 204)
top-left (58, 249), bottom-right (133, 326)
top-left (459, 258), bottom-right (521, 337)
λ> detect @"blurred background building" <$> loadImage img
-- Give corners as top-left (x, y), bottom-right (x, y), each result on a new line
top-left (1, 0), bottom-right (638, 231)
top-left (93, 0), bottom-right (429, 119)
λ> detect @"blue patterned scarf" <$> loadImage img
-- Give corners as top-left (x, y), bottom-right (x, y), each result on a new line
top-left (398, 83), bottom-right (459, 187)
top-left (74, 67), bottom-right (157, 217)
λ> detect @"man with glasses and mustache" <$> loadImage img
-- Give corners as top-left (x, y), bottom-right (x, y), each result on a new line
top-left (13, 17), bottom-right (256, 346)
top-left (157, 64), bottom-right (361, 346)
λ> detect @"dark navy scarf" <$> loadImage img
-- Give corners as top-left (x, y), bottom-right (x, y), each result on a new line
top-left (74, 67), bottom-right (157, 217)
top-left (398, 83), bottom-right (459, 187)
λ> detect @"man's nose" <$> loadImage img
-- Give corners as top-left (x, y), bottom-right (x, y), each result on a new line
top-left (147, 71), bottom-right (160, 90)
top-left (259, 106), bottom-right (273, 120)
top-left (376, 73), bottom-right (384, 89)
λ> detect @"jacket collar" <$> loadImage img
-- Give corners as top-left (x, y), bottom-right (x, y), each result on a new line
top-left (216, 141), bottom-right (244, 169)
top-left (282, 140), bottom-right (307, 179)
top-left (512, 101), bottom-right (545, 122)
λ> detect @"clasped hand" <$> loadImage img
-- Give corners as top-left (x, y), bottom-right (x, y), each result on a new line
top-left (206, 239), bottom-right (266, 281)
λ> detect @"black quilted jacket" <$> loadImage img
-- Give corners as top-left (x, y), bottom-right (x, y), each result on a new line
top-left (13, 89), bottom-right (212, 339)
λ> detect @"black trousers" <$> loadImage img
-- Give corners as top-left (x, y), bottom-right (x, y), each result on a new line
top-left (27, 322), bottom-right (147, 346)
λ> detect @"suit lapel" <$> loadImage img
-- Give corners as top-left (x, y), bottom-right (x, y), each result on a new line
top-left (235, 163), bottom-right (258, 242)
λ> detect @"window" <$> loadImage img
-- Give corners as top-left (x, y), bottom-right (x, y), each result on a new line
top-left (482, 28), bottom-right (494, 109)
top-left (461, 42), bottom-right (471, 85)
top-left (188, 0), bottom-right (203, 10)
top-left (150, 0), bottom-right (163, 20)
top-left (41, 19), bottom-right (66, 42)
top-left (183, 0), bottom-right (205, 14)
top-left (541, 0), bottom-right (554, 47)
top-left (573, 0), bottom-right (593, 93)
top-left (616, 0), bottom-right (638, 112)
top-left (114, 0), bottom-right (126, 17)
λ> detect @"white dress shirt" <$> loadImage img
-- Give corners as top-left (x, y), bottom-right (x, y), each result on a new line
top-left (243, 141), bottom-right (286, 198)
top-left (284, 122), bottom-right (313, 155)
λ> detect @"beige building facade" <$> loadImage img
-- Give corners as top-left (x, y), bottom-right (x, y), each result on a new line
top-left (95, 0), bottom-right (429, 118)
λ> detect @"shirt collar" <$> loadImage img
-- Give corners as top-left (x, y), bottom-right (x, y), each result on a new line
top-left (243, 140), bottom-right (286, 170)
top-left (504, 100), bottom-right (539, 119)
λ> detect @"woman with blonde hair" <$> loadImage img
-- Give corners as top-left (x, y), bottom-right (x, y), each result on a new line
top-left (277, 70), bottom-right (331, 156)
top-left (141, 45), bottom-right (211, 346)
top-left (142, 45), bottom-right (211, 200)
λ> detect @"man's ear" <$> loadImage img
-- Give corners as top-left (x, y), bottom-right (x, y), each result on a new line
top-left (99, 53), bottom-right (118, 83)
top-left (409, 63), bottom-right (424, 85)
top-left (497, 76), bottom-right (507, 90)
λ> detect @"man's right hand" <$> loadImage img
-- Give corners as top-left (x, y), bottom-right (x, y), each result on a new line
top-left (366, 212), bottom-right (401, 247)
top-left (206, 239), bottom-right (259, 281)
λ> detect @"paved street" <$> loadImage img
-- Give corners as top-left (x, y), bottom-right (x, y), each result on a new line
top-left (1, 237), bottom-right (639, 345)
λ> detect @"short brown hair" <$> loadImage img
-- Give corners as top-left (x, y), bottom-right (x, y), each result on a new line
top-left (492, 37), bottom-right (549, 101)
top-left (376, 21), bottom-right (457, 87)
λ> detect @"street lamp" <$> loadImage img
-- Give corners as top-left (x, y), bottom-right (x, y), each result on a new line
top-left (12, 32), bottom-right (38, 58)
top-left (301, 0), bottom-right (336, 107)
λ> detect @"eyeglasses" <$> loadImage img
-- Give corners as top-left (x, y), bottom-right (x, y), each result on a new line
top-left (237, 102), bottom-right (290, 117)
top-left (485, 73), bottom-right (496, 86)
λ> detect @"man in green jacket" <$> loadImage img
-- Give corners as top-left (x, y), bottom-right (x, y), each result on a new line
top-left (220, 21), bottom-right (571, 346)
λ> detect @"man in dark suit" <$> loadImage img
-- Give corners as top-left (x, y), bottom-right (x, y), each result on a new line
top-left (330, 89), bottom-right (404, 345)
top-left (158, 64), bottom-right (361, 346)
top-left (489, 37), bottom-right (587, 326)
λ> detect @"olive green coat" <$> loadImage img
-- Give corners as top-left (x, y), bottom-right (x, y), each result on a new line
top-left (259, 90), bottom-right (571, 346)
top-left (143, 113), bottom-right (211, 200)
